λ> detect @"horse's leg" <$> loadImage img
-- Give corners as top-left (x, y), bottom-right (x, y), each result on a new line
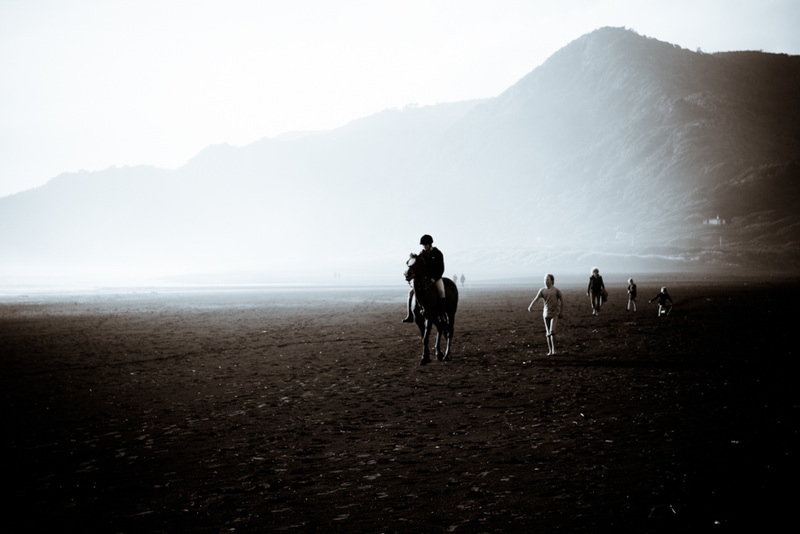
top-left (415, 312), bottom-right (425, 338)
top-left (415, 306), bottom-right (431, 365)
top-left (443, 315), bottom-right (454, 361)
top-left (435, 323), bottom-right (445, 361)
top-left (420, 320), bottom-right (432, 365)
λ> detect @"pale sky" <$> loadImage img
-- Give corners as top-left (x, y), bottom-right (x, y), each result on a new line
top-left (1, 0), bottom-right (798, 198)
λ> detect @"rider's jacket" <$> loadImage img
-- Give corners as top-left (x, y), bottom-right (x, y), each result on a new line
top-left (420, 247), bottom-right (445, 280)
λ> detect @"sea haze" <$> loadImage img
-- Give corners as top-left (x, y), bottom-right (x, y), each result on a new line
top-left (1, 27), bottom-right (798, 286)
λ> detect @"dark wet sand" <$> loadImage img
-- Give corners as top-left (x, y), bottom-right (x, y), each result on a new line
top-left (1, 280), bottom-right (797, 532)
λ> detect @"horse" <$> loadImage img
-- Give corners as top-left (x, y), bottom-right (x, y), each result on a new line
top-left (404, 253), bottom-right (459, 365)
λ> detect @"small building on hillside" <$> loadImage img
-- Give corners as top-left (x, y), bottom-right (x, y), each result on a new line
top-left (703, 215), bottom-right (726, 225)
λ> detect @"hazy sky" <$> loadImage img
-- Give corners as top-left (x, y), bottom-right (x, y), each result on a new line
top-left (1, 0), bottom-right (798, 198)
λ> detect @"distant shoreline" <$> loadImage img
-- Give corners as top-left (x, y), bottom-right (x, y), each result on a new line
top-left (2, 273), bottom-right (798, 301)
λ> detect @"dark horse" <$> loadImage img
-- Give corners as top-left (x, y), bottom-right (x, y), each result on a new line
top-left (404, 253), bottom-right (459, 365)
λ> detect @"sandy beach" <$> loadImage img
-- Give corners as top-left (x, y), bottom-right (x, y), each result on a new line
top-left (2, 279), bottom-right (797, 532)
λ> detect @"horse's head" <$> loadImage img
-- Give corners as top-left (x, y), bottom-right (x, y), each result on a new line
top-left (404, 253), bottom-right (421, 282)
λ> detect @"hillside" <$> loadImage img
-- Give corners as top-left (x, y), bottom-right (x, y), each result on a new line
top-left (1, 27), bottom-right (798, 284)
top-left (415, 29), bottom-right (800, 272)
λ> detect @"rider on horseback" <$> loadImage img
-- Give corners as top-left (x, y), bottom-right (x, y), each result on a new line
top-left (403, 234), bottom-right (448, 325)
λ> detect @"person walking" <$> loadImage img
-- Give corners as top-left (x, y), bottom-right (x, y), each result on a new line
top-left (627, 278), bottom-right (638, 312)
top-left (528, 273), bottom-right (564, 355)
top-left (587, 267), bottom-right (605, 315)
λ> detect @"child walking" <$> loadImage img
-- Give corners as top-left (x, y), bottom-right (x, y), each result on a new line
top-left (528, 274), bottom-right (564, 355)
top-left (648, 287), bottom-right (673, 316)
top-left (627, 278), bottom-right (637, 312)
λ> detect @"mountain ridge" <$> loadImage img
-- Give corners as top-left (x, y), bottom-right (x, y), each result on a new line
top-left (1, 27), bottom-right (798, 284)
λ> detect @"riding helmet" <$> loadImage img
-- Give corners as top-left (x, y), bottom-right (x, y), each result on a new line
top-left (420, 234), bottom-right (433, 245)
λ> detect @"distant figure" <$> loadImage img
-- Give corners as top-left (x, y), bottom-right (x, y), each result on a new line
top-left (403, 234), bottom-right (447, 325)
top-left (460, 274), bottom-right (465, 288)
top-left (528, 273), bottom-right (564, 356)
top-left (649, 287), bottom-right (673, 317)
top-left (627, 278), bottom-right (638, 312)
top-left (587, 267), bottom-right (606, 315)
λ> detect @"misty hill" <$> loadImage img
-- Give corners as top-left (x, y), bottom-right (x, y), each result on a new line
top-left (1, 27), bottom-right (799, 284)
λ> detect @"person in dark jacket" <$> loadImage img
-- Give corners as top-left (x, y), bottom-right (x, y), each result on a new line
top-left (587, 267), bottom-right (605, 315)
top-left (649, 287), bottom-right (673, 316)
top-left (403, 234), bottom-right (447, 324)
